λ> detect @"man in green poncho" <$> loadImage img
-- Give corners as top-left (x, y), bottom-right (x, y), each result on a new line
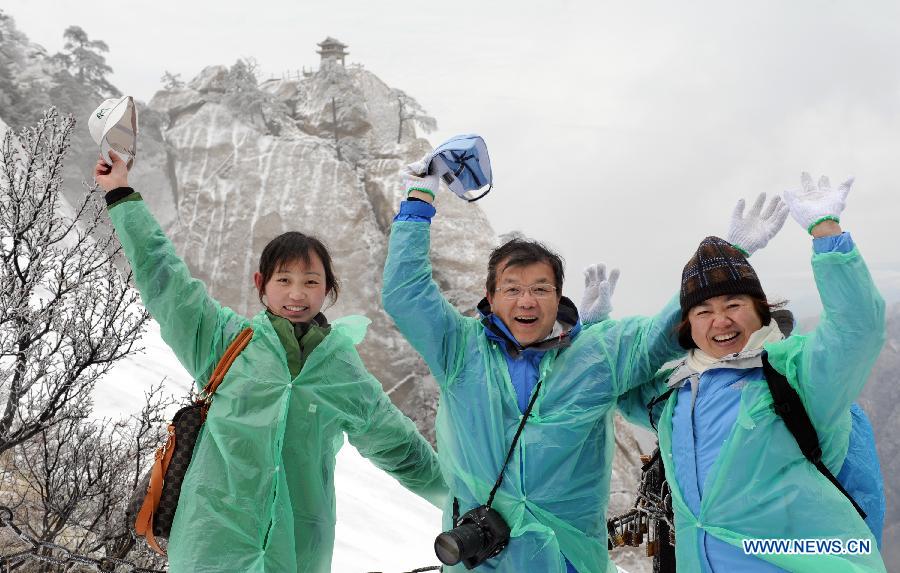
top-left (381, 158), bottom-right (684, 573)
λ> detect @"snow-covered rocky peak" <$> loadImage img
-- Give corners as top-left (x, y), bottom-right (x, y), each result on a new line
top-left (142, 59), bottom-right (497, 438)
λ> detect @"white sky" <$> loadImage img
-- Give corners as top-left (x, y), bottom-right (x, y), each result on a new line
top-left (7, 0), bottom-right (900, 319)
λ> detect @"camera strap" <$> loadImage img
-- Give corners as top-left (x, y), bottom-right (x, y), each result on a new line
top-left (485, 378), bottom-right (545, 509)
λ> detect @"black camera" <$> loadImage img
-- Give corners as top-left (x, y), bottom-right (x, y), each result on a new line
top-left (434, 505), bottom-right (511, 569)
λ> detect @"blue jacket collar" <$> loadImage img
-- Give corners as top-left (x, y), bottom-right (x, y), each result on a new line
top-left (476, 296), bottom-right (582, 357)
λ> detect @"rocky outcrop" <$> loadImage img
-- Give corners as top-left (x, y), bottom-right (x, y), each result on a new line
top-left (143, 62), bottom-right (496, 439)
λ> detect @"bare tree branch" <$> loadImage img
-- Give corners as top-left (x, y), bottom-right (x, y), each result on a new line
top-left (0, 108), bottom-right (149, 456)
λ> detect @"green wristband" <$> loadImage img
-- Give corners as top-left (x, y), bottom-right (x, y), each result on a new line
top-left (731, 244), bottom-right (750, 258)
top-left (806, 215), bottom-right (840, 235)
top-left (407, 187), bottom-right (435, 199)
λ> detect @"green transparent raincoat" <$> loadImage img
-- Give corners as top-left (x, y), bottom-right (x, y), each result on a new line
top-left (382, 220), bottom-right (682, 573)
top-left (620, 246), bottom-right (886, 572)
top-left (109, 197), bottom-right (447, 572)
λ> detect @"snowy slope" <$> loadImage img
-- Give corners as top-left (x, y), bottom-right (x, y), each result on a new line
top-left (95, 322), bottom-right (630, 573)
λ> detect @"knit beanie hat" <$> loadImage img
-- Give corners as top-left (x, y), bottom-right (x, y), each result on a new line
top-left (680, 236), bottom-right (765, 318)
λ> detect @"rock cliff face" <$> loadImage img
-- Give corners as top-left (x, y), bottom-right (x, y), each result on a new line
top-left (143, 61), bottom-right (496, 438)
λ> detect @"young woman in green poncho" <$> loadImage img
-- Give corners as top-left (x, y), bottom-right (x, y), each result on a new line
top-left (94, 151), bottom-right (446, 573)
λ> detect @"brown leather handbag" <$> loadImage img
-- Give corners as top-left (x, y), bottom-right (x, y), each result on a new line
top-left (127, 327), bottom-right (253, 555)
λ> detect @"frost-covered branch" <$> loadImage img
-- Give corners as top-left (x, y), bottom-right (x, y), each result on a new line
top-left (0, 108), bottom-right (150, 456)
top-left (3, 384), bottom-right (172, 569)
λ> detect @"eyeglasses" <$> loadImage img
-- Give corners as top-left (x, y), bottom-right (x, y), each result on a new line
top-left (494, 283), bottom-right (558, 300)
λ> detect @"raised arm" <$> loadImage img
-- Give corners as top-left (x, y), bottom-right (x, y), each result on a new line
top-left (602, 294), bottom-right (683, 396)
top-left (94, 152), bottom-right (244, 383)
top-left (381, 159), bottom-right (468, 383)
top-left (768, 173), bottom-right (885, 430)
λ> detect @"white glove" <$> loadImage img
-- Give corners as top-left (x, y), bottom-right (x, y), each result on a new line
top-left (726, 192), bottom-right (789, 256)
top-left (783, 172), bottom-right (853, 234)
top-left (402, 152), bottom-right (440, 199)
top-left (580, 263), bottom-right (620, 324)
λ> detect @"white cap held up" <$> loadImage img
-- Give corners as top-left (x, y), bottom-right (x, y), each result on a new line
top-left (88, 95), bottom-right (138, 169)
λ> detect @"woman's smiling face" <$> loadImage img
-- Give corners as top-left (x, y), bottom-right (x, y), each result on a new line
top-left (687, 294), bottom-right (763, 358)
top-left (254, 255), bottom-right (327, 323)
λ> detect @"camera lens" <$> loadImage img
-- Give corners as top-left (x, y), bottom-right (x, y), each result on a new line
top-left (434, 524), bottom-right (484, 565)
top-left (434, 532), bottom-right (462, 564)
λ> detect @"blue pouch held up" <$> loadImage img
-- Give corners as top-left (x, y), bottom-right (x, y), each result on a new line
top-left (428, 134), bottom-right (493, 202)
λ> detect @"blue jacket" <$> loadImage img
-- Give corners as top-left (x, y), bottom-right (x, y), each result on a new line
top-left (838, 403), bottom-right (885, 547)
top-left (477, 298), bottom-right (582, 573)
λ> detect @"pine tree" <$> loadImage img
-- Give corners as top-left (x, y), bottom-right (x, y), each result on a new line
top-left (392, 89), bottom-right (437, 143)
top-left (223, 58), bottom-right (289, 135)
top-left (160, 70), bottom-right (184, 90)
top-left (51, 26), bottom-right (120, 98)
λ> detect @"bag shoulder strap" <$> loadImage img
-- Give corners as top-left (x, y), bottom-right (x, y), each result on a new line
top-left (647, 387), bottom-right (676, 432)
top-left (135, 425), bottom-right (176, 554)
top-left (201, 327), bottom-right (254, 399)
top-left (761, 351), bottom-right (866, 519)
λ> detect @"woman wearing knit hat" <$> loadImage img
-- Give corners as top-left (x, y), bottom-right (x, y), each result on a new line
top-left (611, 174), bottom-right (887, 572)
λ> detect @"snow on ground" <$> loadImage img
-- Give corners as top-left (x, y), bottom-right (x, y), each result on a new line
top-left (333, 439), bottom-right (442, 572)
top-left (94, 320), bottom-right (629, 572)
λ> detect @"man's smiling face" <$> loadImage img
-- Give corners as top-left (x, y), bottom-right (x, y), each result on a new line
top-left (486, 260), bottom-right (560, 346)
